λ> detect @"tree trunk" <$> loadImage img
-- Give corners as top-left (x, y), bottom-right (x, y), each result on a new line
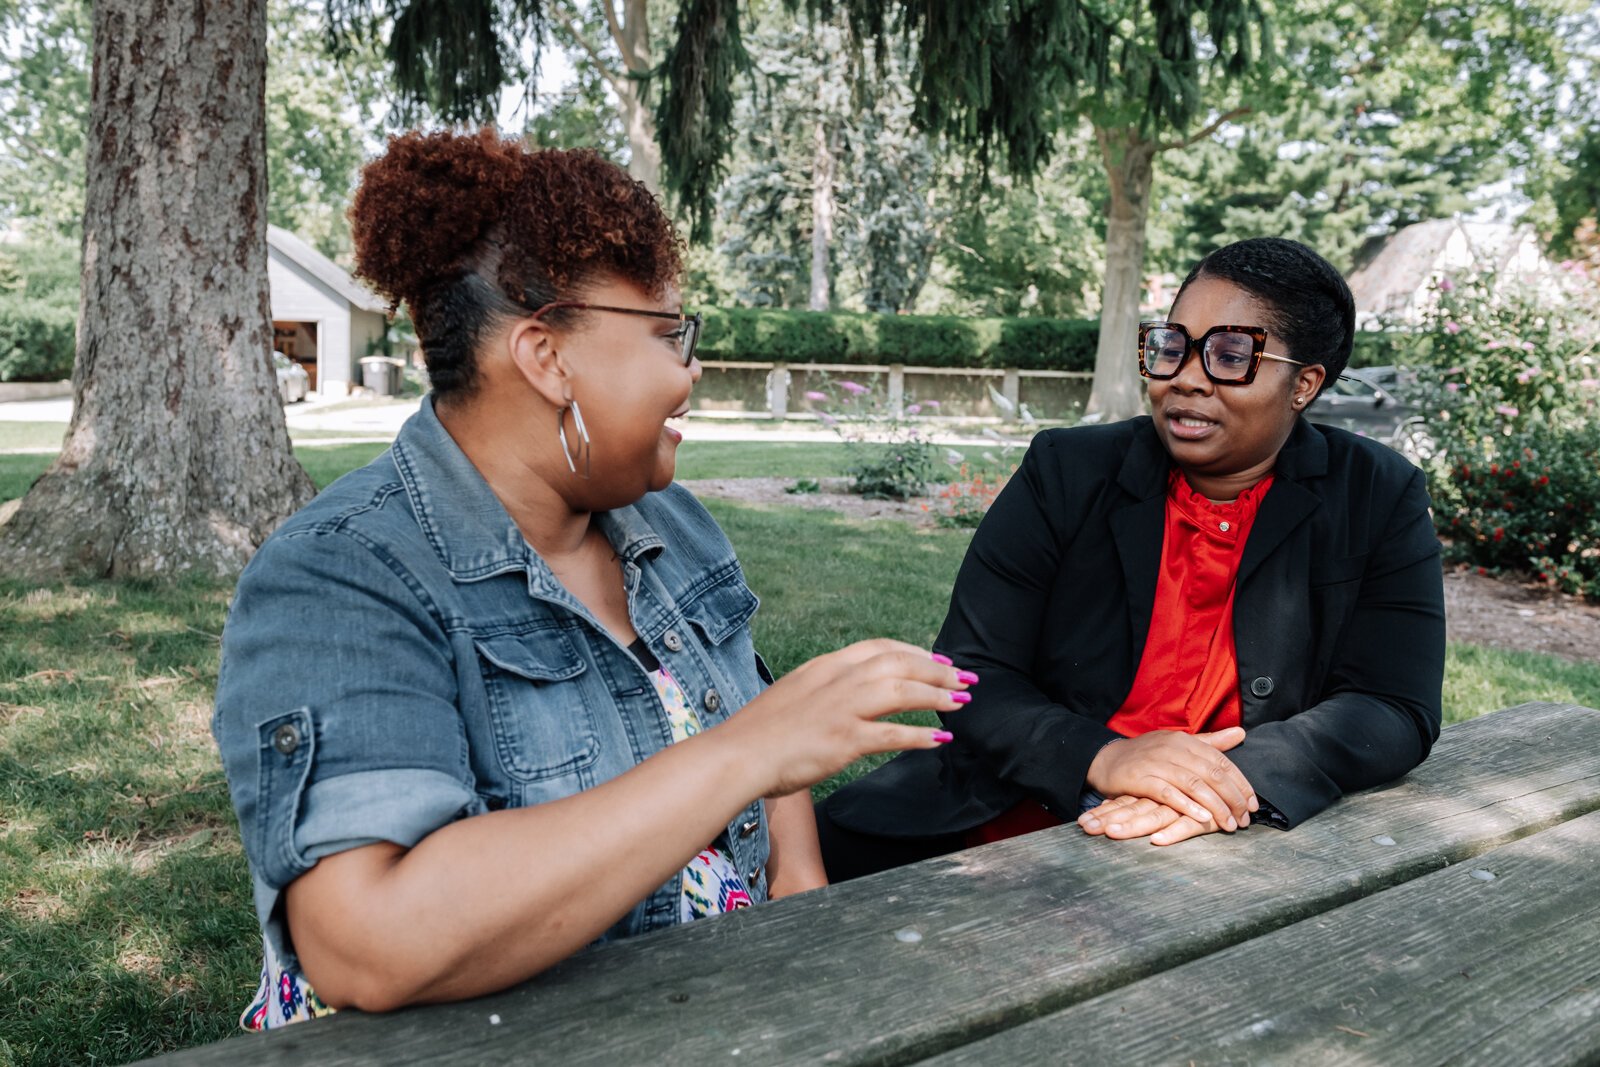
top-left (809, 119), bottom-right (834, 312)
top-left (614, 78), bottom-right (662, 190)
top-left (1086, 125), bottom-right (1160, 422)
top-left (0, 0), bottom-right (315, 580)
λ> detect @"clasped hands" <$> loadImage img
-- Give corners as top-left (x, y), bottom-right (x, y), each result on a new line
top-left (1079, 727), bottom-right (1256, 847)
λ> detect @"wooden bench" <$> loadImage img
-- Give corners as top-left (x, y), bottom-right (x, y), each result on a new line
top-left (143, 701), bottom-right (1600, 1066)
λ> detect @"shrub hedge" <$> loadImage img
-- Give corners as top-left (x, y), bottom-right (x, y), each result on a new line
top-left (697, 307), bottom-right (1100, 371)
top-left (0, 297), bottom-right (76, 382)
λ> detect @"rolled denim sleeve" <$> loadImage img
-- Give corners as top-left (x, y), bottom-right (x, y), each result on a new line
top-left (213, 526), bottom-right (480, 964)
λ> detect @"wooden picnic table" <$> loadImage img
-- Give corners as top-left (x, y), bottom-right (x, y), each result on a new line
top-left (144, 701), bottom-right (1600, 1066)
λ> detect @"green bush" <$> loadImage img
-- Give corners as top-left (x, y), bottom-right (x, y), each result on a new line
top-left (0, 296), bottom-right (76, 382)
top-left (1436, 421), bottom-right (1600, 597)
top-left (697, 306), bottom-right (1097, 371)
top-left (1411, 266), bottom-right (1600, 595)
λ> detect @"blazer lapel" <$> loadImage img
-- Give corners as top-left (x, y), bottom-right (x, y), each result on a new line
top-left (1110, 419), bottom-right (1170, 665)
top-left (1239, 420), bottom-right (1328, 585)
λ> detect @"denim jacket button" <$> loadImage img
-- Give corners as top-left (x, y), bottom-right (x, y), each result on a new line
top-left (703, 688), bottom-right (721, 713)
top-left (739, 818), bottom-right (760, 838)
top-left (271, 723), bottom-right (301, 756)
top-left (663, 630), bottom-right (684, 653)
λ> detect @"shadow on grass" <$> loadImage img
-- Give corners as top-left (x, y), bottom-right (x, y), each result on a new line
top-left (0, 845), bottom-right (258, 1067)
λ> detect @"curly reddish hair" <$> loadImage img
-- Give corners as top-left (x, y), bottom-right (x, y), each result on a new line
top-left (349, 129), bottom-right (683, 398)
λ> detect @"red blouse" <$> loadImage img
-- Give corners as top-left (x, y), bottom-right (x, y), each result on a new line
top-left (966, 469), bottom-right (1274, 846)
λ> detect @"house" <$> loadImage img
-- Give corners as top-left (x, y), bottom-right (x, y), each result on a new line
top-left (267, 225), bottom-right (389, 396)
top-left (1345, 219), bottom-right (1555, 329)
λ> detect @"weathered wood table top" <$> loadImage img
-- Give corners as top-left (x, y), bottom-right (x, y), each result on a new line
top-left (143, 701), bottom-right (1600, 1066)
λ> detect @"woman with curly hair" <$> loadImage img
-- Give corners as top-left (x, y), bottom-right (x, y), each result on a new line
top-left (212, 129), bottom-right (976, 1027)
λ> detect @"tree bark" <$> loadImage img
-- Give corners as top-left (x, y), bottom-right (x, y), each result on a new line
top-left (556, 0), bottom-right (661, 191)
top-left (614, 77), bottom-right (662, 190)
top-left (1086, 125), bottom-right (1160, 422)
top-left (809, 119), bottom-right (834, 312)
top-left (0, 0), bottom-right (315, 579)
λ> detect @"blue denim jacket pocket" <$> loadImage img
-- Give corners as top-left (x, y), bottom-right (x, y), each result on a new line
top-left (473, 627), bottom-right (601, 783)
top-left (253, 708), bottom-right (317, 890)
top-left (680, 565), bottom-right (759, 645)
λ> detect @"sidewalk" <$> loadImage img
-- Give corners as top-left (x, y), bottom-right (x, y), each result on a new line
top-left (0, 394), bottom-right (1042, 451)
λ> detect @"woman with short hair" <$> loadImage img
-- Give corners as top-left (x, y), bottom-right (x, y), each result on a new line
top-left (819, 237), bottom-right (1445, 876)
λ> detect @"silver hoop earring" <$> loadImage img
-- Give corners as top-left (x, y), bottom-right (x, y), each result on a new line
top-left (559, 400), bottom-right (592, 479)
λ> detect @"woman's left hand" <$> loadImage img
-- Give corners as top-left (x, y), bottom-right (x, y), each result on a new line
top-left (1078, 794), bottom-right (1249, 846)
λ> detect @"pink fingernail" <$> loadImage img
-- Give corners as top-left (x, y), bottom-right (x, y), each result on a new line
top-left (930, 653), bottom-right (953, 665)
top-left (956, 670), bottom-right (980, 684)
top-left (930, 729), bottom-right (954, 743)
top-left (949, 691), bottom-right (972, 704)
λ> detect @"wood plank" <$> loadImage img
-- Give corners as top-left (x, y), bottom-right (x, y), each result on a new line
top-left (923, 809), bottom-right (1600, 1067)
top-left (143, 702), bottom-right (1600, 1067)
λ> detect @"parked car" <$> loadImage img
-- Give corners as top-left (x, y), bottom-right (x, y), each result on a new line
top-left (1307, 366), bottom-right (1432, 463)
top-left (275, 352), bottom-right (309, 404)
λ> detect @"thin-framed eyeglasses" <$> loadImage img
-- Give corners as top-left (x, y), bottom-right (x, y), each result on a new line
top-left (1138, 322), bottom-right (1308, 386)
top-left (524, 298), bottom-right (703, 367)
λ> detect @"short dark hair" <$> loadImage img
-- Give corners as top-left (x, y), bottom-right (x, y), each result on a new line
top-left (1176, 237), bottom-right (1355, 390)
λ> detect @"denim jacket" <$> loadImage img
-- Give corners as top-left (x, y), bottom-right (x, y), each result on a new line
top-left (213, 397), bottom-right (772, 975)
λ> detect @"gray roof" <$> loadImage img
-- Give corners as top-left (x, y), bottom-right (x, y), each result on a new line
top-left (267, 225), bottom-right (387, 314)
top-left (1346, 219), bottom-right (1458, 316)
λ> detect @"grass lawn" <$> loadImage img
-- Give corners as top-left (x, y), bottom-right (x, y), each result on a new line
top-left (3, 447), bottom-right (1599, 1066)
top-left (0, 422), bottom-right (68, 453)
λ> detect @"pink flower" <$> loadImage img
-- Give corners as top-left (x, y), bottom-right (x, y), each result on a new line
top-left (1446, 382), bottom-right (1461, 393)
top-left (1579, 379), bottom-right (1600, 389)
top-left (1445, 321), bottom-right (1461, 335)
top-left (1439, 277), bottom-right (1455, 292)
top-left (818, 412), bottom-right (838, 426)
top-left (1516, 367), bottom-right (1540, 384)
top-left (804, 390), bottom-right (828, 402)
top-left (1485, 340), bottom-right (1502, 350)
top-left (923, 400), bottom-right (940, 409)
top-left (1445, 366), bottom-right (1464, 375)
top-left (905, 403), bottom-right (923, 415)
top-left (1495, 404), bottom-right (1519, 417)
top-left (1521, 341), bottom-right (1536, 351)
top-left (838, 380), bottom-right (869, 396)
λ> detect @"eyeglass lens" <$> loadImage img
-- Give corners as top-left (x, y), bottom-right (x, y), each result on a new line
top-left (1143, 327), bottom-right (1256, 380)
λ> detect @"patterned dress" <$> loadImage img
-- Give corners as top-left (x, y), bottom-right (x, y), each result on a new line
top-left (239, 640), bottom-right (752, 1031)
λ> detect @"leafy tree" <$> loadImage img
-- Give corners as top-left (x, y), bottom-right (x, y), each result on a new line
top-left (266, 1), bottom-right (392, 257)
top-left (0, 0), bottom-right (92, 235)
top-left (1164, 0), bottom-right (1585, 276)
top-left (713, 12), bottom-right (939, 313)
top-left (546, 0), bottom-right (664, 188)
top-left (1, 0), bottom-right (395, 252)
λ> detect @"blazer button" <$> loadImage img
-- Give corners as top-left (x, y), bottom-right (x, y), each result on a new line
top-left (1249, 676), bottom-right (1275, 698)
top-left (663, 629), bottom-right (683, 653)
top-left (271, 723), bottom-right (301, 756)
top-left (703, 687), bottom-right (722, 713)
top-left (739, 818), bottom-right (760, 838)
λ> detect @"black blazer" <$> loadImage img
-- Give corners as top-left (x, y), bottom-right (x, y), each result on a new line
top-left (827, 416), bottom-right (1445, 836)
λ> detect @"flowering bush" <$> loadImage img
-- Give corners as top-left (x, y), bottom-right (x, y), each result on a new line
top-left (1411, 267), bottom-right (1600, 445)
top-left (929, 464), bottom-right (1013, 528)
top-left (1438, 422), bottom-right (1600, 596)
top-left (807, 378), bottom-right (937, 500)
top-left (1413, 264), bottom-right (1600, 594)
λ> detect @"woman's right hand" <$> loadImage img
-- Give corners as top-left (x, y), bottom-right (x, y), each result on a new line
top-left (723, 638), bottom-right (976, 798)
top-left (1084, 727), bottom-right (1257, 832)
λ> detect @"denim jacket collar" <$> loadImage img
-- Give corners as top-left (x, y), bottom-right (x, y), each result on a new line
top-left (390, 397), bottom-right (666, 591)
